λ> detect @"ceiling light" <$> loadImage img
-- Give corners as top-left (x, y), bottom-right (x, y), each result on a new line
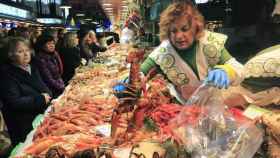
top-left (60, 5), bottom-right (71, 9)
top-left (103, 3), bottom-right (112, 6)
top-left (84, 18), bottom-right (92, 21)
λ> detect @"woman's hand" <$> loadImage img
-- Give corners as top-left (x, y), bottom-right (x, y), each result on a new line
top-left (206, 69), bottom-right (230, 89)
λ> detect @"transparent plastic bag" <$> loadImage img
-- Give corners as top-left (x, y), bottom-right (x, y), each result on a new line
top-left (169, 86), bottom-right (263, 158)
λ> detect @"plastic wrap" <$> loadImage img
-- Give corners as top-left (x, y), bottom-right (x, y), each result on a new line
top-left (170, 86), bottom-right (263, 158)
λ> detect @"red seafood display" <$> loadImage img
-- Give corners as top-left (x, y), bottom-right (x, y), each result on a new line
top-left (13, 45), bottom-right (263, 158)
top-left (34, 98), bottom-right (116, 140)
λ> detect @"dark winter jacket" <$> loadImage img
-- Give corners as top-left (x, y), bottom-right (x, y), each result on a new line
top-left (35, 51), bottom-right (65, 97)
top-left (79, 42), bottom-right (93, 63)
top-left (0, 62), bottom-right (51, 145)
top-left (59, 47), bottom-right (81, 83)
top-left (90, 43), bottom-right (107, 58)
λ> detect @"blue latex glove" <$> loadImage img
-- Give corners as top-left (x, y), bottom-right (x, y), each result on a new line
top-left (206, 69), bottom-right (230, 89)
top-left (113, 84), bottom-right (126, 92)
top-left (113, 78), bottom-right (129, 92)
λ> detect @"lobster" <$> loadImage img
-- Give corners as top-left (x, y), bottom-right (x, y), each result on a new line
top-left (111, 49), bottom-right (146, 144)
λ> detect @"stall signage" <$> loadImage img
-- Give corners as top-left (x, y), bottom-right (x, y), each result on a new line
top-left (195, 0), bottom-right (209, 4)
top-left (36, 18), bottom-right (63, 24)
top-left (0, 22), bottom-right (16, 29)
top-left (0, 3), bottom-right (32, 19)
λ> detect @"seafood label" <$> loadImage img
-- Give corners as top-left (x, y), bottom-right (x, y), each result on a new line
top-left (113, 148), bottom-right (131, 158)
top-left (243, 105), bottom-right (272, 119)
top-left (94, 124), bottom-right (111, 137)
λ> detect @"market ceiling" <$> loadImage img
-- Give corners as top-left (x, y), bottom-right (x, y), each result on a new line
top-left (67, 0), bottom-right (129, 26)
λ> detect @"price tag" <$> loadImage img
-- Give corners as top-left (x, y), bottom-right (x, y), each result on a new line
top-left (113, 148), bottom-right (131, 158)
top-left (243, 105), bottom-right (271, 119)
top-left (94, 124), bottom-right (111, 137)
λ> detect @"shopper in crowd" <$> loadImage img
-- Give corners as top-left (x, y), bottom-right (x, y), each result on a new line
top-left (42, 28), bottom-right (59, 43)
top-left (58, 28), bottom-right (66, 40)
top-left (89, 30), bottom-right (100, 46)
top-left (35, 35), bottom-right (65, 97)
top-left (41, 28), bottom-right (63, 53)
top-left (7, 28), bottom-right (17, 37)
top-left (16, 27), bottom-right (31, 40)
top-left (88, 30), bottom-right (107, 58)
top-left (0, 38), bottom-right (9, 65)
top-left (114, 1), bottom-right (244, 104)
top-left (120, 20), bottom-right (136, 44)
top-left (60, 32), bottom-right (81, 84)
top-left (78, 29), bottom-right (94, 64)
top-left (56, 28), bottom-right (67, 52)
top-left (0, 29), bottom-right (7, 38)
top-left (0, 37), bottom-right (52, 145)
top-left (0, 99), bottom-right (11, 157)
top-left (30, 28), bottom-right (42, 48)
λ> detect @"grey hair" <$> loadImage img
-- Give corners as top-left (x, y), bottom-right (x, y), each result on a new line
top-left (88, 30), bottom-right (96, 37)
top-left (88, 30), bottom-right (97, 41)
top-left (5, 37), bottom-right (33, 60)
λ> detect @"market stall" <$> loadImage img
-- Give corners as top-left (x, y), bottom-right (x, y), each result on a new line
top-left (10, 44), bottom-right (130, 157)
top-left (9, 43), bottom-right (278, 158)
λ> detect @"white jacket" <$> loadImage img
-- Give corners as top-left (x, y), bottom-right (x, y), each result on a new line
top-left (120, 27), bottom-right (135, 44)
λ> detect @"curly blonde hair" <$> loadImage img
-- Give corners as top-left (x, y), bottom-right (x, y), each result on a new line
top-left (159, 1), bottom-right (205, 41)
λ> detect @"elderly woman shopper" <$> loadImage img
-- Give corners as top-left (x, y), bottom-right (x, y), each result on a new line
top-left (35, 35), bottom-right (65, 97)
top-left (0, 37), bottom-right (51, 145)
top-left (115, 1), bottom-right (244, 104)
top-left (59, 32), bottom-right (81, 84)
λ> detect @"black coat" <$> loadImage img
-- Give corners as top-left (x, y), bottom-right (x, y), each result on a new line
top-left (0, 62), bottom-right (51, 145)
top-left (0, 99), bottom-right (2, 109)
top-left (79, 42), bottom-right (93, 62)
top-left (59, 47), bottom-right (81, 83)
top-left (90, 43), bottom-right (107, 58)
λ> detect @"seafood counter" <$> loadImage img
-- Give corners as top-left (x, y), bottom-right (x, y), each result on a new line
top-left (12, 44), bottom-right (129, 158)
top-left (11, 44), bottom-right (278, 158)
